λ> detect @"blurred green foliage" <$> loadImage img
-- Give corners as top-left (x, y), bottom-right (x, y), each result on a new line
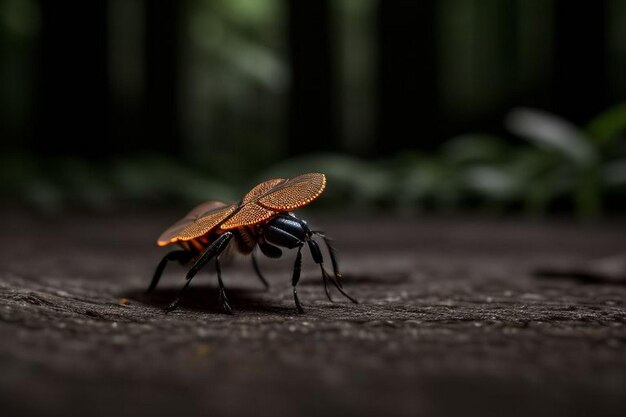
top-left (180, 0), bottom-right (287, 171)
top-left (1, 1), bottom-right (626, 219)
top-left (3, 105), bottom-right (625, 219)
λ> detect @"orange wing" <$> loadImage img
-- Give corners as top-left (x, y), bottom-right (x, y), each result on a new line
top-left (157, 201), bottom-right (237, 246)
top-left (158, 173), bottom-right (327, 240)
top-left (256, 172), bottom-right (326, 211)
top-left (217, 177), bottom-right (286, 230)
top-left (220, 202), bottom-right (275, 229)
top-left (220, 173), bottom-right (326, 230)
top-left (242, 178), bottom-right (286, 203)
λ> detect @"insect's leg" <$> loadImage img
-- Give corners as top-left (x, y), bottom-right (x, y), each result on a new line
top-left (322, 266), bottom-right (358, 304)
top-left (259, 241), bottom-right (283, 259)
top-left (312, 231), bottom-right (342, 283)
top-left (307, 239), bottom-right (358, 304)
top-left (147, 250), bottom-right (189, 294)
top-left (307, 239), bottom-right (332, 302)
top-left (291, 245), bottom-right (305, 313)
top-left (166, 232), bottom-right (233, 312)
top-left (251, 250), bottom-right (270, 290)
top-left (215, 255), bottom-right (232, 314)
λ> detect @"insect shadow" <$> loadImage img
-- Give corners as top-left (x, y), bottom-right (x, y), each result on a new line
top-left (124, 285), bottom-right (294, 315)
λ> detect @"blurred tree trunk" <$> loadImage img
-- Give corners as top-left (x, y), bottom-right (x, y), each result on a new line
top-left (286, 0), bottom-right (336, 155)
top-left (513, 0), bottom-right (554, 110)
top-left (143, 0), bottom-right (181, 155)
top-left (35, 0), bottom-right (109, 157)
top-left (552, 0), bottom-right (608, 123)
top-left (376, 0), bottom-right (438, 153)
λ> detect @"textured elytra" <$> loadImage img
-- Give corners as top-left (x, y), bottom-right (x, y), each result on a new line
top-left (158, 173), bottom-right (326, 245)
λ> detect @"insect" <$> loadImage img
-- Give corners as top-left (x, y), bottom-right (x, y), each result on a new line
top-left (147, 172), bottom-right (357, 314)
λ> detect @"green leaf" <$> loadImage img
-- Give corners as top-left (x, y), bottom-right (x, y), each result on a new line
top-left (585, 102), bottom-right (626, 146)
top-left (462, 165), bottom-right (521, 200)
top-left (505, 108), bottom-right (598, 166)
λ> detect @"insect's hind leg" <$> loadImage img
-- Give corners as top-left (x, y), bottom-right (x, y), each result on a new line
top-left (307, 238), bottom-right (358, 304)
top-left (251, 251), bottom-right (270, 290)
top-left (215, 256), bottom-right (232, 314)
top-left (166, 232), bottom-right (233, 312)
top-left (291, 245), bottom-right (305, 313)
top-left (147, 250), bottom-right (190, 294)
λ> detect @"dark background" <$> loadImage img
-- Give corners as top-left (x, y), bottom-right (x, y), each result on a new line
top-left (1, 2), bottom-right (626, 417)
top-left (1, 0), bottom-right (625, 217)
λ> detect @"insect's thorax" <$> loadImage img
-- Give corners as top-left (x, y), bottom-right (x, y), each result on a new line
top-left (235, 213), bottom-right (311, 253)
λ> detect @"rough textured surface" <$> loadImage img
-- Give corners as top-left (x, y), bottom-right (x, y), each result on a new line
top-left (0, 210), bottom-right (625, 417)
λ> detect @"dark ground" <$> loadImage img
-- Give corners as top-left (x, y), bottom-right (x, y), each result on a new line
top-left (0, 210), bottom-right (625, 417)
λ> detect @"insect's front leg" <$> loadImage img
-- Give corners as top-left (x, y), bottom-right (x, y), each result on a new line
top-left (291, 245), bottom-right (304, 313)
top-left (312, 231), bottom-right (342, 281)
top-left (166, 232), bottom-right (234, 312)
top-left (307, 239), bottom-right (333, 302)
top-left (307, 238), bottom-right (358, 305)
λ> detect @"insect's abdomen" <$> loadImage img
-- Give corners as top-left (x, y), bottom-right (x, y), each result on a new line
top-left (178, 229), bottom-right (255, 256)
top-left (178, 237), bottom-right (209, 253)
top-left (234, 226), bottom-right (257, 254)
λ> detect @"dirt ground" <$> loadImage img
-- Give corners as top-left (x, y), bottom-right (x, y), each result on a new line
top-left (0, 210), bottom-right (625, 417)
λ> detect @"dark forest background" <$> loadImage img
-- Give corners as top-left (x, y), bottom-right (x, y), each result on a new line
top-left (1, 0), bottom-right (625, 218)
